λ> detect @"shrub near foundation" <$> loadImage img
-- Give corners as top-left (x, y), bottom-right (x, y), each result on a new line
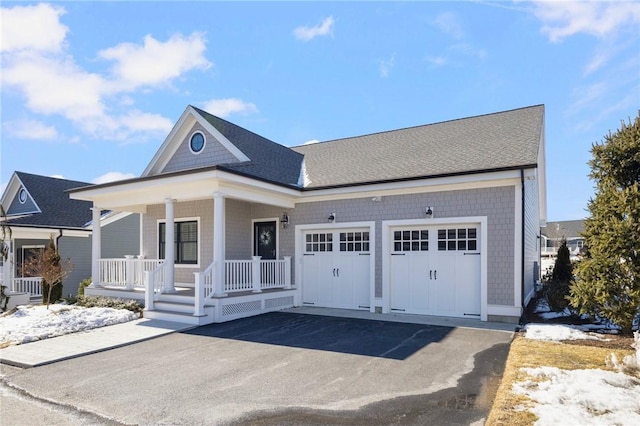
top-left (75, 295), bottom-right (143, 316)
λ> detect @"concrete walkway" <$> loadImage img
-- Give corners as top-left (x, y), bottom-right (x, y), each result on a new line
top-left (0, 318), bottom-right (194, 368)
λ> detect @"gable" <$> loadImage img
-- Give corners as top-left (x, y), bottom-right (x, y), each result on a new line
top-left (1, 171), bottom-right (93, 229)
top-left (7, 184), bottom-right (39, 216)
top-left (143, 106), bottom-right (250, 177)
top-left (161, 122), bottom-right (241, 174)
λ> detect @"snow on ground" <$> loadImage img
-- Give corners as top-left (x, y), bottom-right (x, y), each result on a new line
top-left (513, 366), bottom-right (640, 426)
top-left (515, 324), bottom-right (640, 426)
top-left (0, 304), bottom-right (138, 346)
top-left (523, 323), bottom-right (607, 342)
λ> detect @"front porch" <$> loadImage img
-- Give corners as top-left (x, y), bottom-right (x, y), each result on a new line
top-left (88, 257), bottom-right (295, 325)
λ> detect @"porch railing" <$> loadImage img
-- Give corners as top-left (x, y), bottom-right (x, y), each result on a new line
top-left (192, 256), bottom-right (292, 317)
top-left (144, 261), bottom-right (167, 310)
top-left (97, 257), bottom-right (164, 289)
top-left (12, 277), bottom-right (43, 297)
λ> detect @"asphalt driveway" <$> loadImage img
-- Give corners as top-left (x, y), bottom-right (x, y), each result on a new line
top-left (1, 312), bottom-right (513, 425)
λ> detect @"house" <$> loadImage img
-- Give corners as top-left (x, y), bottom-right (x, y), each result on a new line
top-left (540, 219), bottom-right (585, 275)
top-left (0, 171), bottom-right (140, 298)
top-left (68, 104), bottom-right (547, 325)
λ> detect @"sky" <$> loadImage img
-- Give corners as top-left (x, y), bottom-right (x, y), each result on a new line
top-left (1, 1), bottom-right (639, 221)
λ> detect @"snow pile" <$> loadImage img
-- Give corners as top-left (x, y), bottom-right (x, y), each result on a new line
top-left (524, 323), bottom-right (605, 342)
top-left (607, 331), bottom-right (640, 374)
top-left (513, 366), bottom-right (640, 425)
top-left (0, 304), bottom-right (138, 346)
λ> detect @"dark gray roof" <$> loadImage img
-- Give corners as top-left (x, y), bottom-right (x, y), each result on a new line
top-left (192, 106), bottom-right (304, 186)
top-left (541, 220), bottom-right (585, 240)
top-left (292, 105), bottom-right (544, 188)
top-left (6, 172), bottom-right (93, 229)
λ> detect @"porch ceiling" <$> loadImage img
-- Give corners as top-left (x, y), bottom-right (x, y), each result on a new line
top-left (69, 169), bottom-right (299, 213)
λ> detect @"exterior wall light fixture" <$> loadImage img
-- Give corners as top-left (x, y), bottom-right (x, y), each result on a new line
top-left (425, 207), bottom-right (434, 218)
top-left (328, 213), bottom-right (336, 223)
top-left (281, 212), bottom-right (289, 229)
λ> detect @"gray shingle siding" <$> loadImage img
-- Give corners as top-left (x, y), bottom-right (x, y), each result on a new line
top-left (100, 214), bottom-right (141, 258)
top-left (7, 189), bottom-right (38, 216)
top-left (524, 178), bottom-right (541, 304)
top-left (58, 235), bottom-right (91, 297)
top-left (140, 186), bottom-right (516, 305)
top-left (161, 122), bottom-right (241, 174)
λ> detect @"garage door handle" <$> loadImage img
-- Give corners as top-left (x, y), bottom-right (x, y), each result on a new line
top-left (336, 268), bottom-right (339, 277)
top-left (303, 253), bottom-right (315, 256)
top-left (333, 268), bottom-right (336, 277)
top-left (391, 253), bottom-right (405, 256)
top-left (429, 270), bottom-right (432, 279)
top-left (463, 253), bottom-right (481, 256)
top-left (434, 270), bottom-right (437, 280)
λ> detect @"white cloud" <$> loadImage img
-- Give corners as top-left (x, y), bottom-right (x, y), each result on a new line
top-left (425, 56), bottom-right (447, 67)
top-left (0, 3), bottom-right (68, 53)
top-left (8, 119), bottom-right (59, 140)
top-left (0, 3), bottom-right (211, 143)
top-left (3, 53), bottom-right (106, 120)
top-left (202, 98), bottom-right (258, 118)
top-left (379, 54), bottom-right (396, 78)
top-left (450, 43), bottom-right (487, 60)
top-left (92, 172), bottom-right (137, 185)
top-left (432, 12), bottom-right (464, 39)
top-left (529, 0), bottom-right (640, 42)
top-left (294, 16), bottom-right (335, 41)
top-left (99, 33), bottom-right (211, 90)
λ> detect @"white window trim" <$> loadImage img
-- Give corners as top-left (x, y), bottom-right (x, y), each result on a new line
top-left (18, 188), bottom-right (28, 204)
top-left (188, 131), bottom-right (206, 155)
top-left (157, 216), bottom-right (201, 268)
top-left (251, 217), bottom-right (280, 260)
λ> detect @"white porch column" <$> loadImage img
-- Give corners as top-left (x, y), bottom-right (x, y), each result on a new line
top-left (2, 240), bottom-right (12, 290)
top-left (91, 207), bottom-right (102, 287)
top-left (213, 192), bottom-right (226, 297)
top-left (164, 198), bottom-right (176, 293)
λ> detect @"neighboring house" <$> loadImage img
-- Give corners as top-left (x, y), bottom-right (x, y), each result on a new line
top-left (540, 219), bottom-right (585, 275)
top-left (0, 171), bottom-right (140, 298)
top-left (69, 104), bottom-right (547, 325)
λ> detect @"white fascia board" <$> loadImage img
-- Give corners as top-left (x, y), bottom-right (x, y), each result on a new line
top-left (70, 169), bottom-right (298, 211)
top-left (10, 227), bottom-right (90, 240)
top-left (142, 106), bottom-right (250, 177)
top-left (297, 169), bottom-right (524, 203)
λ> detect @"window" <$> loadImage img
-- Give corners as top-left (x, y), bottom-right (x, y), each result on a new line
top-left (438, 228), bottom-right (477, 251)
top-left (18, 188), bottom-right (27, 204)
top-left (159, 221), bottom-right (198, 264)
top-left (340, 231), bottom-right (370, 252)
top-left (305, 233), bottom-right (333, 252)
top-left (189, 131), bottom-right (206, 154)
top-left (393, 229), bottom-right (429, 252)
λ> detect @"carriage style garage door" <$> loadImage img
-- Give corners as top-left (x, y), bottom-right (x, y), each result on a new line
top-left (301, 228), bottom-right (371, 310)
top-left (389, 224), bottom-right (481, 318)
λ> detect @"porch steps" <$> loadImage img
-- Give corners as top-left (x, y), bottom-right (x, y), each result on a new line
top-left (144, 305), bottom-right (216, 326)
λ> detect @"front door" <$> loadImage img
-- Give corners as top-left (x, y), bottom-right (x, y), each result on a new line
top-left (254, 221), bottom-right (277, 260)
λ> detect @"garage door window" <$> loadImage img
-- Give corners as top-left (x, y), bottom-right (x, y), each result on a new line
top-left (393, 230), bottom-right (429, 252)
top-left (438, 228), bottom-right (477, 251)
top-left (305, 233), bottom-right (333, 252)
top-left (340, 231), bottom-right (370, 252)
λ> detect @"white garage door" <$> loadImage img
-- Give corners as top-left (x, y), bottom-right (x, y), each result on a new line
top-left (302, 228), bottom-right (371, 310)
top-left (389, 225), bottom-right (481, 318)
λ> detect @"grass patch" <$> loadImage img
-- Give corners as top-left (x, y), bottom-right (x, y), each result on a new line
top-left (485, 335), bottom-right (636, 426)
